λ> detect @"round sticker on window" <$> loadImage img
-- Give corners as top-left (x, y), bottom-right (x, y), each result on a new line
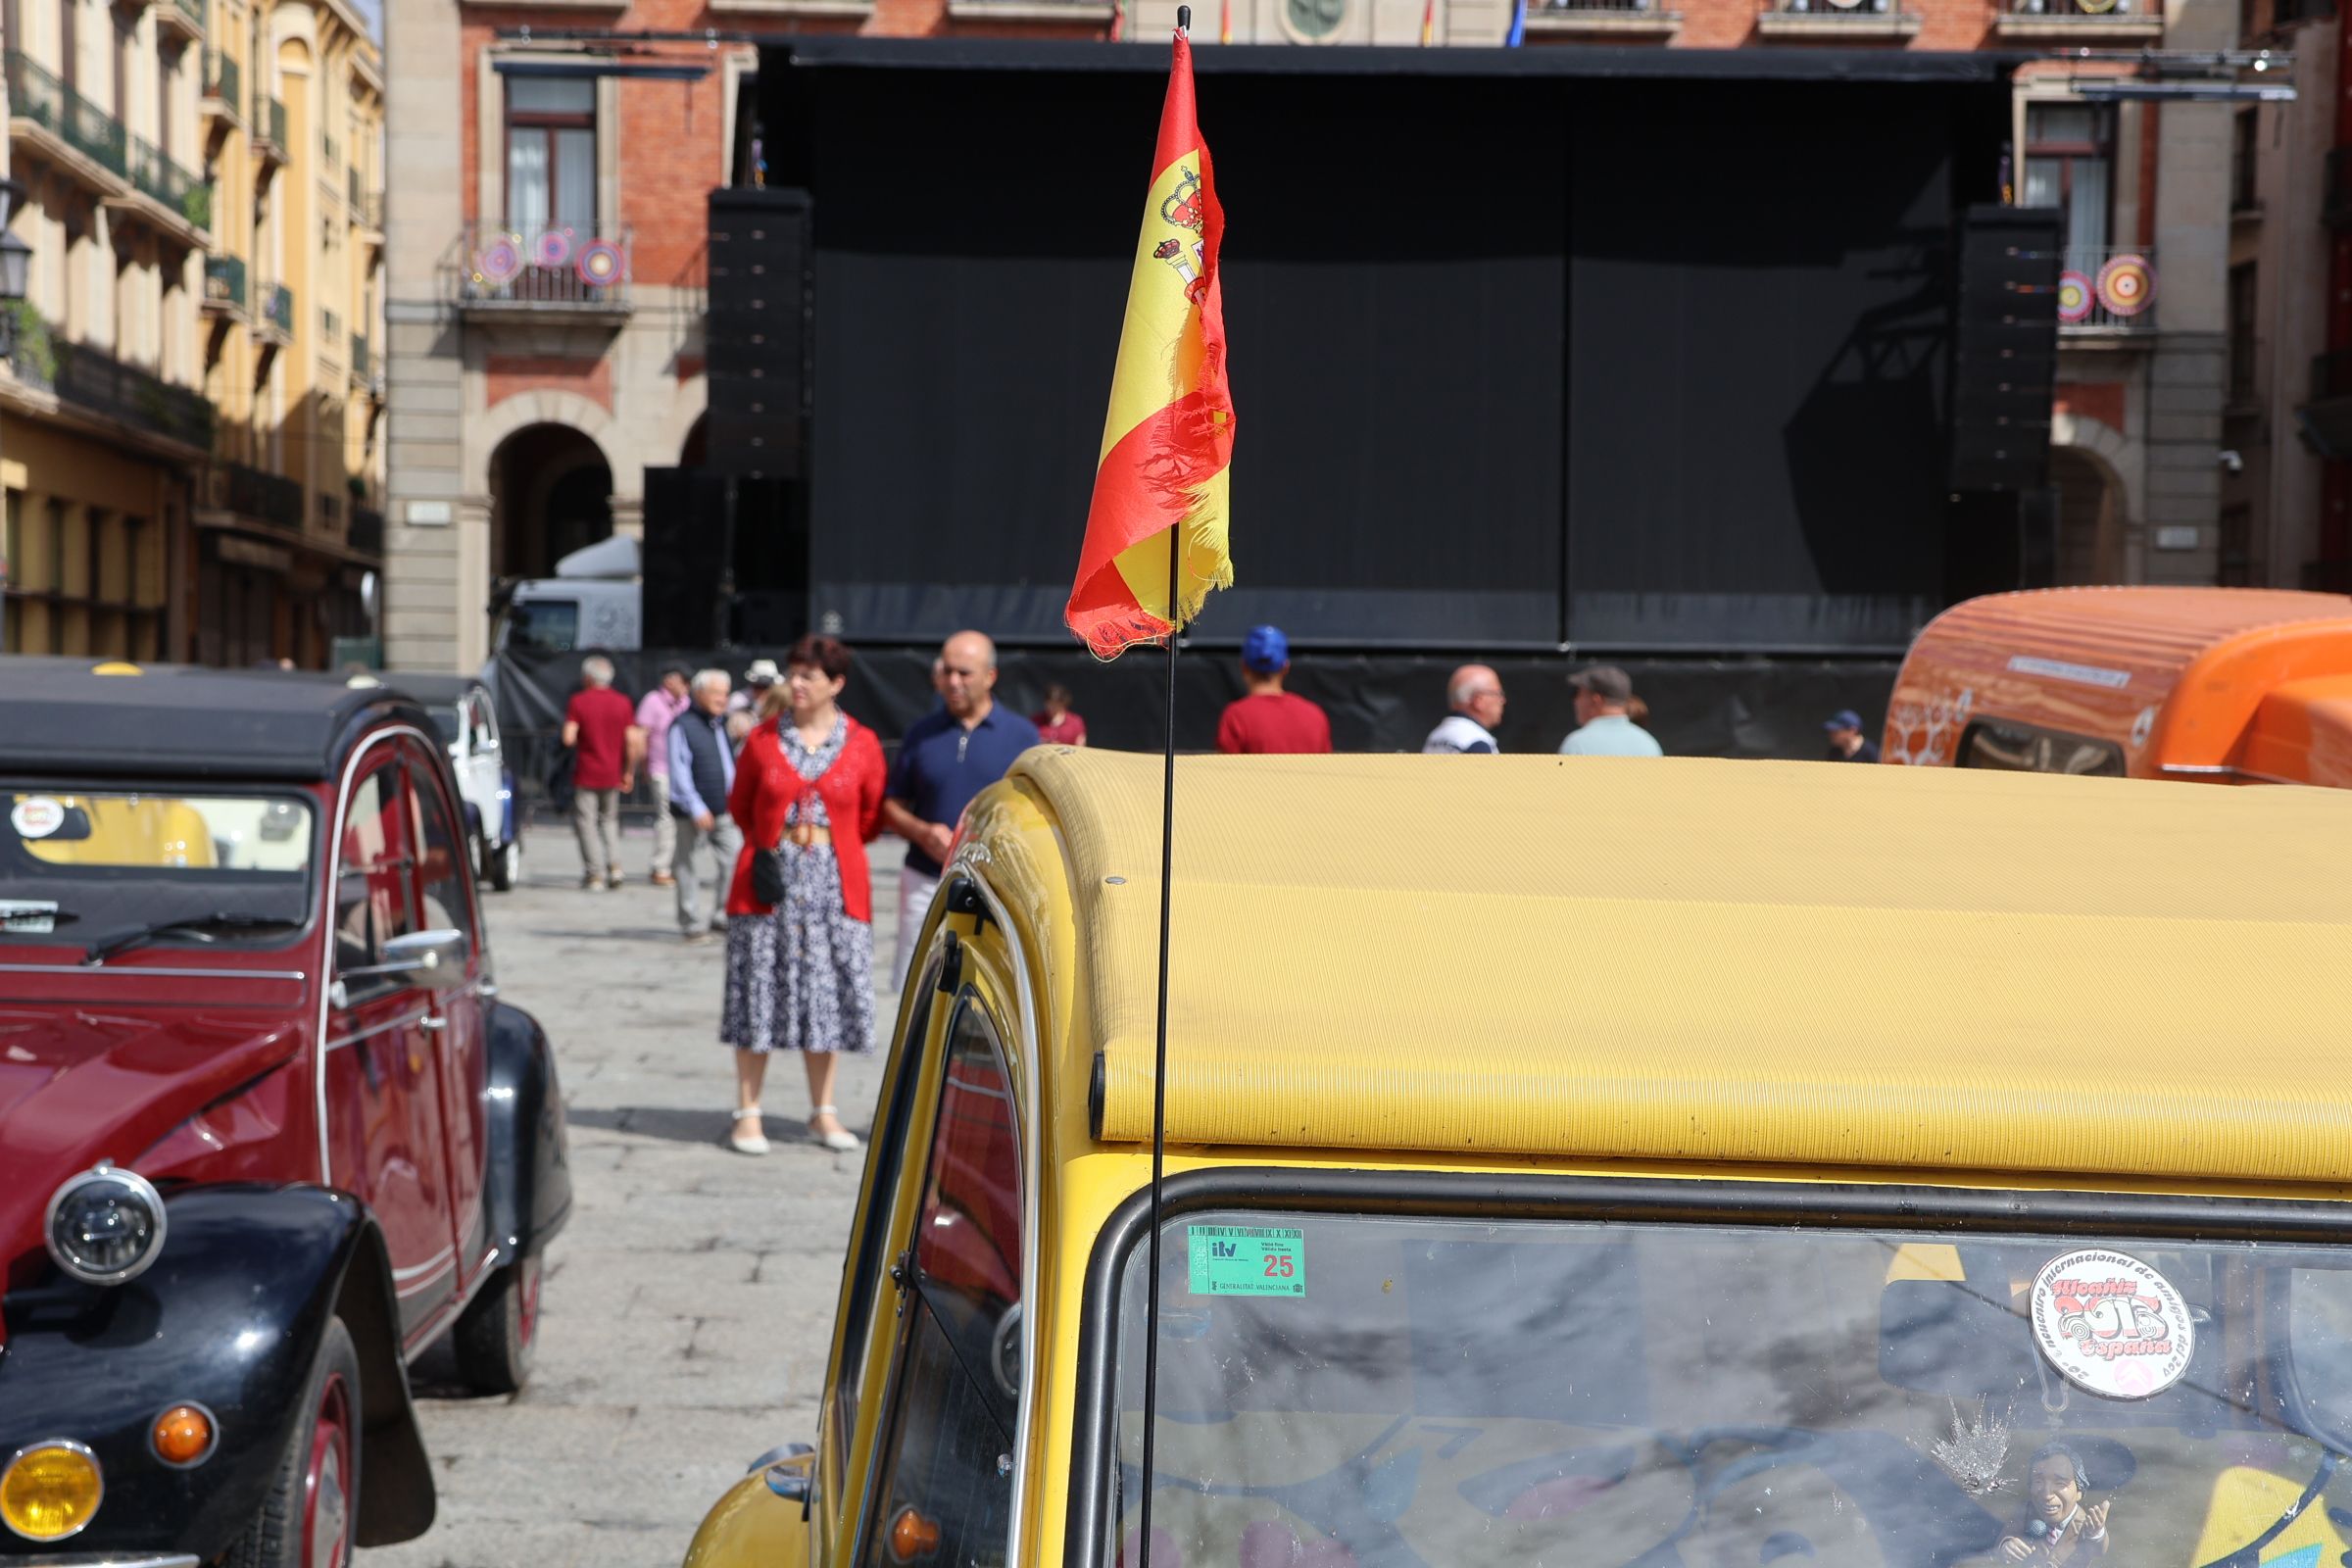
top-left (2030, 1248), bottom-right (2193, 1399)
top-left (10, 797), bottom-right (65, 840)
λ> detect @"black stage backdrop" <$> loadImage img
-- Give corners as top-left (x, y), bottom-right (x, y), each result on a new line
top-left (485, 644), bottom-right (1898, 811)
top-left (757, 41), bottom-right (2014, 658)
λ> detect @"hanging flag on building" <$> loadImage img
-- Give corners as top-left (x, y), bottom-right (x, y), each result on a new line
top-left (1420, 0), bottom-right (1436, 43)
top-left (1219, 0), bottom-right (1234, 43)
top-left (1064, 24), bottom-right (1237, 661)
top-left (1503, 0), bottom-right (1526, 44)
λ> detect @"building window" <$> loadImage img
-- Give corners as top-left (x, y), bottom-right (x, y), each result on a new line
top-left (2220, 504), bottom-right (2253, 587)
top-left (2232, 109), bottom-right (2259, 212)
top-left (2228, 262), bottom-right (2259, 406)
top-left (2023, 103), bottom-right (2114, 270)
top-left (505, 75), bottom-right (596, 236)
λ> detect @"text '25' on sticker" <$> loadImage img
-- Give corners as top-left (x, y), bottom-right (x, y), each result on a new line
top-left (1187, 1225), bottom-right (1305, 1298)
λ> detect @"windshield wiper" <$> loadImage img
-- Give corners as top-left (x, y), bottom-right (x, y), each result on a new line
top-left (84, 912), bottom-right (305, 965)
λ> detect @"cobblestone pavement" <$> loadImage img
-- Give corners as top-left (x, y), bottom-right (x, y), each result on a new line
top-left (361, 817), bottom-right (906, 1568)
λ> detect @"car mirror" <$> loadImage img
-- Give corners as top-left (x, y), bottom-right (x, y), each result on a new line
top-left (383, 928), bottom-right (468, 973)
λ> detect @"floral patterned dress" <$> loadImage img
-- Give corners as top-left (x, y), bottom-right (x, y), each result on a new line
top-left (718, 714), bottom-right (876, 1055)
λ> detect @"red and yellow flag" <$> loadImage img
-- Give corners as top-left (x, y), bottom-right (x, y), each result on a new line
top-left (1064, 28), bottom-right (1236, 661)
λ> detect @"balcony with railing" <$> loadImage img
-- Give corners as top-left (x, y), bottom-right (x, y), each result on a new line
top-left (319, 309), bottom-right (342, 371)
top-left (5, 312), bottom-right (213, 451)
top-left (122, 131), bottom-right (211, 238)
top-left (252, 94), bottom-right (287, 165)
top-left (254, 281), bottom-right (294, 347)
top-left (212, 461), bottom-right (304, 532)
top-left (1995, 0), bottom-right (2161, 37)
top-left (1526, 0), bottom-right (1682, 36)
top-left (350, 505), bottom-right (385, 560)
top-left (1756, 0), bottom-right (1922, 35)
top-left (2057, 246), bottom-right (2159, 335)
top-left (202, 254), bottom-right (247, 317)
top-left (158, 0), bottom-right (205, 42)
top-left (200, 49), bottom-right (241, 127)
top-left (6, 50), bottom-right (129, 190)
top-left (349, 171), bottom-right (383, 233)
top-left (450, 222), bottom-right (634, 321)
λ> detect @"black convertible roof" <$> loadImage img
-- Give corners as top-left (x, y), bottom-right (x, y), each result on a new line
top-left (0, 658), bottom-right (435, 782)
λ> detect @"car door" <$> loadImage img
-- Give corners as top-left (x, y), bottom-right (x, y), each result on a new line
top-left (465, 689), bottom-right (507, 845)
top-left (851, 988), bottom-right (1023, 1568)
top-left (404, 740), bottom-right (491, 1293)
top-left (323, 748), bottom-right (459, 1339)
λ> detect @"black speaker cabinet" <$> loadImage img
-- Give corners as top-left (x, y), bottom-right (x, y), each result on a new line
top-left (706, 188), bottom-right (811, 479)
top-left (1948, 204), bottom-right (2063, 494)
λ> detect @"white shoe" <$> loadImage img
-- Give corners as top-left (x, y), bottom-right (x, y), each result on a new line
top-left (729, 1106), bottom-right (769, 1155)
top-left (809, 1105), bottom-right (861, 1152)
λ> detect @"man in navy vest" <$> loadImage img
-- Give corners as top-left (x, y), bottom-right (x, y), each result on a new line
top-left (667, 669), bottom-right (740, 942)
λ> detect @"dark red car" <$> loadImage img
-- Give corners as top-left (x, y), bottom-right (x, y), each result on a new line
top-left (0, 660), bottom-right (570, 1567)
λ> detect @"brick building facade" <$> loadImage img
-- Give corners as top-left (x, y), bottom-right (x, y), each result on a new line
top-left (384, 0), bottom-right (2265, 673)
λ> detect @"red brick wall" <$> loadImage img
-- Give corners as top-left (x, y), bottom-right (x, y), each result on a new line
top-left (2055, 380), bottom-right (2127, 436)
top-left (487, 352), bottom-right (615, 412)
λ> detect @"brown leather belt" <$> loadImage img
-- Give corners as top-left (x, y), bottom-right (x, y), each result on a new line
top-left (783, 823), bottom-right (833, 848)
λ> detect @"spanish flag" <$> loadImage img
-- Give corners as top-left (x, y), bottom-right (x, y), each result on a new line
top-left (1064, 27), bottom-right (1236, 661)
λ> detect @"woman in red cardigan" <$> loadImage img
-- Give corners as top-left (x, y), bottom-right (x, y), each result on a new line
top-left (717, 634), bottom-right (886, 1155)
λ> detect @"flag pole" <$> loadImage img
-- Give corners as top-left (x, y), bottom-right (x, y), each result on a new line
top-left (1133, 15), bottom-right (1190, 1557)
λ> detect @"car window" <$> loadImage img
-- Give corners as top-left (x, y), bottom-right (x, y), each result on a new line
top-left (859, 994), bottom-right (1021, 1568)
top-left (404, 751), bottom-right (478, 952)
top-left (334, 761), bottom-right (416, 1000)
top-left (468, 693), bottom-right (499, 751)
top-left (508, 599), bottom-right (579, 654)
top-left (1958, 718), bottom-right (2125, 777)
top-left (832, 964), bottom-right (941, 1478)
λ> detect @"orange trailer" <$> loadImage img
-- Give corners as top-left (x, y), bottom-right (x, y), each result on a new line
top-left (1884, 586), bottom-right (2352, 785)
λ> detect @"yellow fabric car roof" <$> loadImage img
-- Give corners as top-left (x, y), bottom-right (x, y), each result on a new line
top-left (1005, 748), bottom-right (2352, 1184)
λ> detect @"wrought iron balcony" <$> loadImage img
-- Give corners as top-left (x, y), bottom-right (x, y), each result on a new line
top-left (5, 50), bottom-right (129, 183)
top-left (450, 222), bottom-right (634, 318)
top-left (350, 505), bottom-right (385, 560)
top-left (1757, 0), bottom-right (1922, 32)
top-left (203, 254), bottom-right (247, 314)
top-left (5, 315), bottom-right (213, 450)
top-left (159, 0), bottom-right (204, 39)
top-left (253, 95), bottom-right (286, 163)
top-left (2057, 246), bottom-right (2159, 333)
top-left (1527, 0), bottom-right (1683, 32)
top-left (201, 51), bottom-right (240, 119)
top-left (123, 131), bottom-right (211, 232)
top-left (1996, 0), bottom-right (2161, 33)
top-left (255, 281), bottom-right (294, 345)
top-left (214, 461), bottom-right (304, 531)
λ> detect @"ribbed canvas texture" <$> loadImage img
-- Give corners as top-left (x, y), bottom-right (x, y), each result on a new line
top-left (1011, 748), bottom-right (2352, 1181)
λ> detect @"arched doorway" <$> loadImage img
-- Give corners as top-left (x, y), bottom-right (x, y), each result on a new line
top-left (679, 412), bottom-right (709, 469)
top-left (489, 423), bottom-right (613, 578)
top-left (2052, 445), bottom-right (2127, 586)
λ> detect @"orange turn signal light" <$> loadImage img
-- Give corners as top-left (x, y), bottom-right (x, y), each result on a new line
top-left (888, 1505), bottom-right (943, 1562)
top-left (151, 1404), bottom-right (216, 1467)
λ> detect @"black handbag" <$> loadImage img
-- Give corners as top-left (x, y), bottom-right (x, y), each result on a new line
top-left (751, 835), bottom-right (787, 906)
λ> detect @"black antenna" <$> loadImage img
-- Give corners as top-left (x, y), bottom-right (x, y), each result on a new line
top-left (1134, 19), bottom-right (1186, 1556)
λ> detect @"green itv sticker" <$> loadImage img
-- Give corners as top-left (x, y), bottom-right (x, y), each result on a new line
top-left (1186, 1224), bottom-right (1305, 1298)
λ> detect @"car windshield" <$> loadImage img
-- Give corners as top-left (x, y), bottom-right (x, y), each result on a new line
top-left (507, 598), bottom-right (579, 653)
top-left (2, 786), bottom-right (316, 948)
top-left (1106, 1210), bottom-right (2352, 1568)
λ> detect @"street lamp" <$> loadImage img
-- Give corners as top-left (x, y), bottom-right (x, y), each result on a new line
top-left (0, 175), bottom-right (28, 360)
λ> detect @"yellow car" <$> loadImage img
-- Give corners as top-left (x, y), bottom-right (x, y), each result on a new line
top-left (684, 749), bottom-right (2352, 1568)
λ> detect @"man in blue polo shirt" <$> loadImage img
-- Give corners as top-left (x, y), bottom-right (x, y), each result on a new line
top-left (883, 629), bottom-right (1040, 987)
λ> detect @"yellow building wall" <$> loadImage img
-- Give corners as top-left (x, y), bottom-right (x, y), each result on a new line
top-left (1, 416), bottom-right (177, 659)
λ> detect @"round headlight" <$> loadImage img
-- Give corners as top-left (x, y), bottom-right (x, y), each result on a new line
top-left (0, 1441), bottom-right (102, 1542)
top-left (43, 1165), bottom-right (167, 1286)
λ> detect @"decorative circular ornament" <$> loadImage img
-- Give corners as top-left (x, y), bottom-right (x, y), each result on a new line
top-left (2056, 270), bottom-right (2093, 323)
top-left (2095, 254), bottom-right (2155, 318)
top-left (475, 236), bottom-right (522, 284)
top-left (534, 226), bottom-right (574, 268)
top-left (2030, 1248), bottom-right (2194, 1399)
top-left (575, 239), bottom-right (625, 289)
top-left (1280, 0), bottom-right (1348, 43)
top-left (2074, 0), bottom-right (2120, 15)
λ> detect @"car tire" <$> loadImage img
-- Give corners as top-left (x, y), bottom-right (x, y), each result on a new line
top-left (469, 828), bottom-right (487, 883)
top-left (488, 833), bottom-right (520, 893)
top-left (453, 1250), bottom-right (541, 1395)
top-left (222, 1316), bottom-right (362, 1568)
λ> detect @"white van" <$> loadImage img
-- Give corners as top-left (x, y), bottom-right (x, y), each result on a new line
top-left (494, 535), bottom-right (642, 654)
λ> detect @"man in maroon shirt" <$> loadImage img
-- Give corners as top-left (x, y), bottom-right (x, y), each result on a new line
top-left (561, 655), bottom-right (643, 890)
top-left (1216, 624), bottom-right (1332, 756)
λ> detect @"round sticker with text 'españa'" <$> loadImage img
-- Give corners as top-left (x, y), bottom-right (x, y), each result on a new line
top-left (2030, 1248), bottom-right (2193, 1399)
top-left (10, 797), bottom-right (65, 841)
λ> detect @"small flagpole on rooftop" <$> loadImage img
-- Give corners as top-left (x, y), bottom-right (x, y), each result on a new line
top-left (1134, 20), bottom-right (1189, 1566)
